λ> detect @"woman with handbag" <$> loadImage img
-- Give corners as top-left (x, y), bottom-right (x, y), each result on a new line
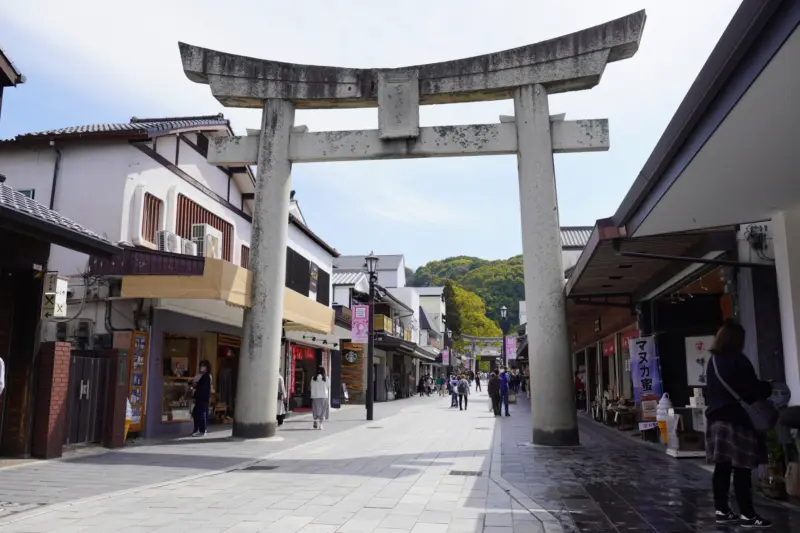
top-left (706, 320), bottom-right (774, 528)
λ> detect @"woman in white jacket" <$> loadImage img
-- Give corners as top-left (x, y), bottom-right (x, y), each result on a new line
top-left (277, 374), bottom-right (287, 426)
top-left (310, 366), bottom-right (330, 430)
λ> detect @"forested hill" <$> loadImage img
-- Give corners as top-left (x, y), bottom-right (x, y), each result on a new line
top-left (406, 255), bottom-right (525, 327)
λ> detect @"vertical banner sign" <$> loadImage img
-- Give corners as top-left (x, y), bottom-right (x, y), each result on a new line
top-left (628, 336), bottom-right (663, 430)
top-left (442, 348), bottom-right (450, 366)
top-left (684, 336), bottom-right (714, 387)
top-left (505, 336), bottom-right (517, 361)
top-left (351, 305), bottom-right (369, 343)
top-left (309, 263), bottom-right (319, 298)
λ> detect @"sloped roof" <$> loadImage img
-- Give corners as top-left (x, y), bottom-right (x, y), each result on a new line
top-left (335, 254), bottom-right (404, 271)
top-left (418, 305), bottom-right (440, 334)
top-left (0, 182), bottom-right (118, 255)
top-left (560, 226), bottom-right (593, 249)
top-left (0, 48), bottom-right (24, 87)
top-left (2, 114), bottom-right (229, 143)
top-left (332, 271), bottom-right (367, 286)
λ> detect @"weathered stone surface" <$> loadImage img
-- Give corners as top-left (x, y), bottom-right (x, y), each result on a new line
top-left (207, 119), bottom-right (609, 165)
top-left (178, 10), bottom-right (645, 108)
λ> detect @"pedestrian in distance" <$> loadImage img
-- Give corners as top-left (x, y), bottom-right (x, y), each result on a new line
top-left (705, 320), bottom-right (773, 528)
top-left (488, 370), bottom-right (502, 416)
top-left (191, 360), bottom-right (211, 437)
top-left (499, 368), bottom-right (511, 417)
top-left (277, 373), bottom-right (287, 426)
top-left (449, 375), bottom-right (460, 408)
top-left (474, 372), bottom-right (481, 392)
top-left (457, 374), bottom-right (470, 411)
top-left (310, 366), bottom-right (330, 430)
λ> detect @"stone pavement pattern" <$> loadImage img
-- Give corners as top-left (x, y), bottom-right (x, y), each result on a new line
top-left (500, 398), bottom-right (800, 532)
top-left (0, 389), bottom-right (555, 533)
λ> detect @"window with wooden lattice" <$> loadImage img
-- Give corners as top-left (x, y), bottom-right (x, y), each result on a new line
top-left (241, 245), bottom-right (250, 269)
top-left (175, 194), bottom-right (234, 261)
top-left (141, 193), bottom-right (164, 244)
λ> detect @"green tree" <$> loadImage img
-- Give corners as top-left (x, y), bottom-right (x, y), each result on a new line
top-left (404, 266), bottom-right (417, 287)
top-left (442, 280), bottom-right (462, 338)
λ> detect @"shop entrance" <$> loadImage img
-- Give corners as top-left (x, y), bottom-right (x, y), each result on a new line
top-left (289, 345), bottom-right (318, 411)
top-left (212, 334), bottom-right (239, 424)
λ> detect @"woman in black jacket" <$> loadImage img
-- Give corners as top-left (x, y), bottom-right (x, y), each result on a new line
top-left (705, 320), bottom-right (772, 528)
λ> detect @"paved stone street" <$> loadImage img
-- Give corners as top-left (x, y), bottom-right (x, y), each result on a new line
top-left (2, 388), bottom-right (800, 532)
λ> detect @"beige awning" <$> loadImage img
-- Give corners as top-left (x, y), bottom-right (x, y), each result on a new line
top-left (120, 258), bottom-right (334, 334)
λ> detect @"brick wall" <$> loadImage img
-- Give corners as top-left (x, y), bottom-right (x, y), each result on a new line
top-left (31, 342), bottom-right (71, 459)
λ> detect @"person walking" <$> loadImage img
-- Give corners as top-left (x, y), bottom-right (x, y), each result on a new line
top-left (705, 320), bottom-right (773, 528)
top-left (499, 368), bottom-right (511, 417)
top-left (310, 366), bottom-right (330, 430)
top-left (457, 374), bottom-right (470, 411)
top-left (488, 370), bottom-right (501, 416)
top-left (191, 360), bottom-right (211, 437)
top-left (475, 372), bottom-right (482, 392)
top-left (277, 373), bottom-right (287, 427)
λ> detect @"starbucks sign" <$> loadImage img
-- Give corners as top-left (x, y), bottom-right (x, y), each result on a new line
top-left (344, 350), bottom-right (359, 363)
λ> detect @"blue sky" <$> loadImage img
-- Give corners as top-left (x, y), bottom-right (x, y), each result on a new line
top-left (0, 0), bottom-right (741, 268)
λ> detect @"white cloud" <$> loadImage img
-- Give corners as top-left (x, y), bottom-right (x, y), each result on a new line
top-left (0, 0), bottom-right (742, 263)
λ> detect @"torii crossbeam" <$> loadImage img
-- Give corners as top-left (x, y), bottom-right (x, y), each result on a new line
top-left (178, 10), bottom-right (646, 446)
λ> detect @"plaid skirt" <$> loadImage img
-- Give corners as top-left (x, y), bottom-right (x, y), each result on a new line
top-left (705, 420), bottom-right (767, 470)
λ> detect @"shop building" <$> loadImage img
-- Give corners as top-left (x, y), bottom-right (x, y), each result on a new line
top-left (1, 114), bottom-right (341, 439)
top-left (558, 0), bottom-right (800, 450)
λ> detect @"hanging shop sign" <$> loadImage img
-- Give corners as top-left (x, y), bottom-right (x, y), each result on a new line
top-left (602, 338), bottom-right (615, 357)
top-left (628, 335), bottom-right (663, 431)
top-left (684, 335), bottom-right (714, 387)
top-left (309, 263), bottom-right (319, 297)
top-left (351, 305), bottom-right (369, 343)
top-left (442, 348), bottom-right (450, 366)
top-left (505, 336), bottom-right (517, 361)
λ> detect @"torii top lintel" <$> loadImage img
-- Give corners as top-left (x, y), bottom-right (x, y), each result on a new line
top-left (179, 10), bottom-right (645, 110)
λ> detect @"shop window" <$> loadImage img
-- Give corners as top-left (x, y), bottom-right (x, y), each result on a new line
top-left (241, 245), bottom-right (250, 269)
top-left (175, 194), bottom-right (234, 261)
top-left (141, 193), bottom-right (163, 244)
top-left (161, 335), bottom-right (198, 423)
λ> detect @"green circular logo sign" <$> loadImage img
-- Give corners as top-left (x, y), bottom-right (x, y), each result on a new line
top-left (344, 351), bottom-right (359, 363)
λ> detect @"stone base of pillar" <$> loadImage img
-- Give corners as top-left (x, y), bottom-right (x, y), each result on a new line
top-left (233, 420), bottom-right (277, 440)
top-left (532, 427), bottom-right (580, 447)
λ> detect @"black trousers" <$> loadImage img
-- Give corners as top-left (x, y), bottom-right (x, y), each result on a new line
top-left (459, 394), bottom-right (468, 410)
top-left (193, 402), bottom-right (208, 434)
top-left (491, 394), bottom-right (501, 416)
top-left (713, 462), bottom-right (755, 517)
top-left (475, 381), bottom-right (481, 391)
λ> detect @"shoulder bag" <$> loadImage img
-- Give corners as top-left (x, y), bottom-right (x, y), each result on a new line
top-left (711, 356), bottom-right (777, 433)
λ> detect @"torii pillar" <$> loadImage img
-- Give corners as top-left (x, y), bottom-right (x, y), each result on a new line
top-left (178, 10), bottom-right (646, 443)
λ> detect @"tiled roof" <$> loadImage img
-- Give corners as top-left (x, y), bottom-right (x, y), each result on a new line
top-left (560, 226), bottom-right (593, 249)
top-left (0, 183), bottom-right (117, 253)
top-left (332, 271), bottom-right (368, 286)
top-left (335, 254), bottom-right (404, 271)
top-left (3, 114), bottom-right (229, 142)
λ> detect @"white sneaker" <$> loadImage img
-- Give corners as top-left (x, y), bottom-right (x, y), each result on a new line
top-left (319, 423), bottom-right (323, 431)
top-left (191, 432), bottom-right (202, 437)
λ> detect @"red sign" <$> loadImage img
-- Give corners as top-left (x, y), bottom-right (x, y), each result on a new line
top-left (602, 338), bottom-right (615, 357)
top-left (620, 329), bottom-right (640, 353)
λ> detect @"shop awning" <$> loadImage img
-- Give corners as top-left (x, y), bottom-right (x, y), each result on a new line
top-left (118, 257), bottom-right (334, 334)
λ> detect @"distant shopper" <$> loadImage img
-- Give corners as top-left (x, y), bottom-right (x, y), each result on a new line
top-left (706, 320), bottom-right (773, 528)
top-left (277, 374), bottom-right (287, 426)
top-left (488, 370), bottom-right (501, 416)
top-left (457, 375), bottom-right (470, 411)
top-left (191, 360), bottom-right (211, 437)
top-left (499, 368), bottom-right (510, 417)
top-left (310, 366), bottom-right (330, 430)
top-left (474, 372), bottom-right (482, 392)
top-left (449, 375), bottom-right (459, 408)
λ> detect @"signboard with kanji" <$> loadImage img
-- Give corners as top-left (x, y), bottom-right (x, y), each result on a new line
top-left (684, 335), bottom-right (713, 387)
top-left (627, 335), bottom-right (663, 430)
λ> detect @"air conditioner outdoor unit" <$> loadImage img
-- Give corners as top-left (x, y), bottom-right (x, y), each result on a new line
top-left (182, 238), bottom-right (198, 256)
top-left (191, 224), bottom-right (223, 259)
top-left (156, 230), bottom-right (181, 253)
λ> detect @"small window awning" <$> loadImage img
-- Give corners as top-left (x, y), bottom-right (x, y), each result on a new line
top-left (119, 258), bottom-right (334, 334)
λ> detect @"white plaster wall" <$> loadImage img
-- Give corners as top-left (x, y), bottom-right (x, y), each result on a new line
top-left (419, 294), bottom-right (445, 332)
top-left (177, 136), bottom-right (234, 203)
top-left (562, 250), bottom-right (582, 272)
top-left (377, 270), bottom-right (400, 288)
top-left (288, 224), bottom-right (333, 305)
top-left (0, 143), bottom-right (129, 276)
top-left (333, 286), bottom-right (351, 307)
top-left (519, 300), bottom-right (527, 326)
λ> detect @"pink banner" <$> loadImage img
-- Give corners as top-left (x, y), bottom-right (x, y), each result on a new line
top-left (505, 336), bottom-right (517, 361)
top-left (442, 348), bottom-right (450, 366)
top-left (352, 305), bottom-right (369, 343)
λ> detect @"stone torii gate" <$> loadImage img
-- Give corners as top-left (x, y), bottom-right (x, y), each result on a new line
top-left (178, 10), bottom-right (646, 446)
